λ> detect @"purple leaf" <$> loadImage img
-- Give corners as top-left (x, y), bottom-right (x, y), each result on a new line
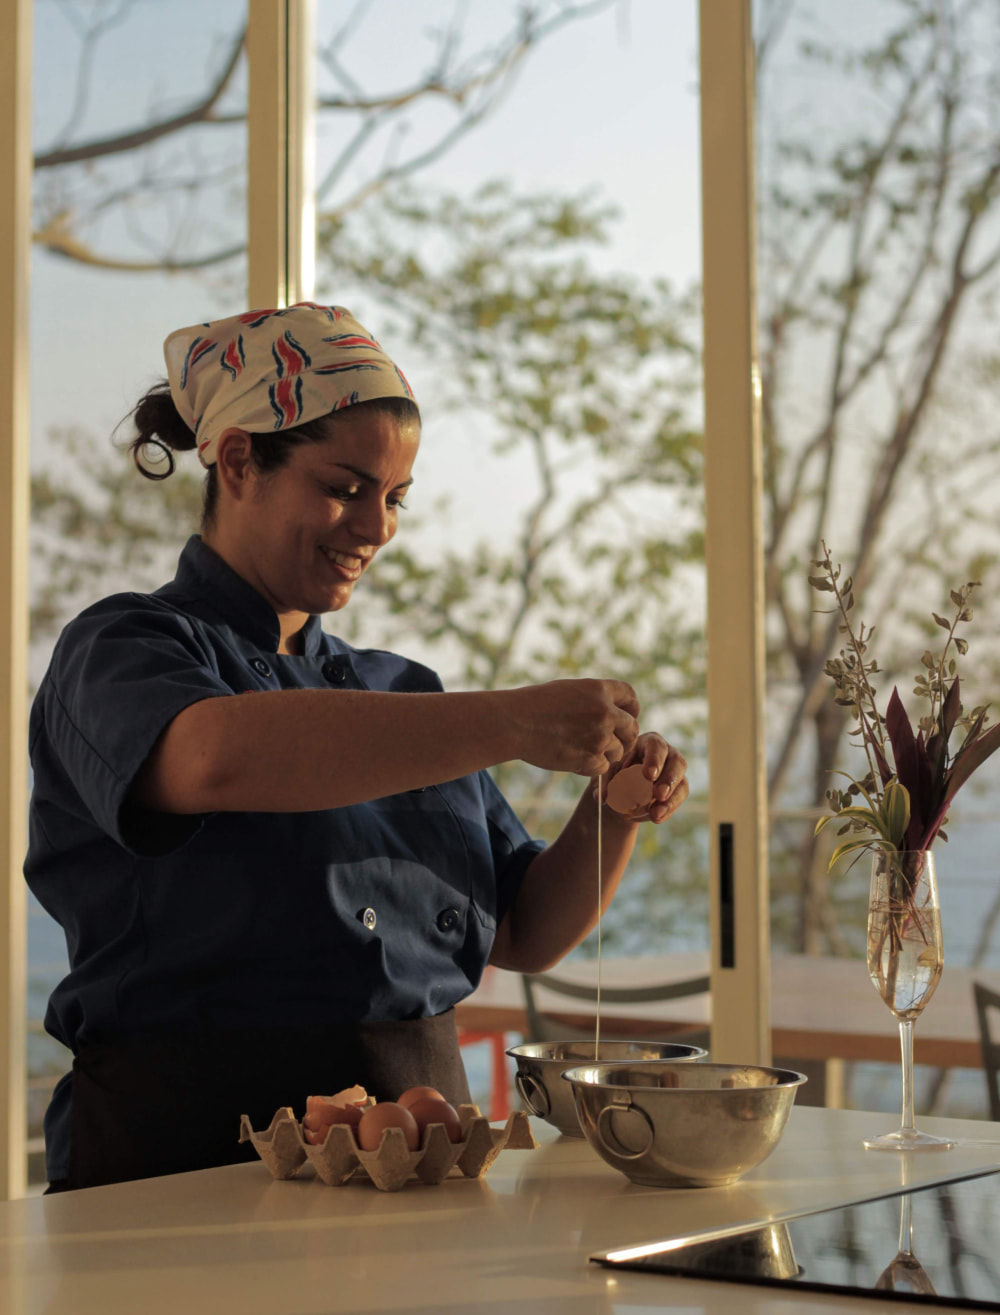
top-left (913, 731), bottom-right (935, 842)
top-left (957, 704), bottom-right (990, 756)
top-left (942, 676), bottom-right (963, 740)
top-left (925, 676), bottom-right (960, 785)
top-left (944, 719), bottom-right (1000, 800)
top-left (885, 687), bottom-right (926, 843)
top-left (918, 720), bottom-right (1000, 849)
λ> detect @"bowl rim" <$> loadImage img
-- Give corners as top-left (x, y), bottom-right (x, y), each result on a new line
top-left (558, 1060), bottom-right (808, 1090)
top-left (504, 1039), bottom-right (708, 1063)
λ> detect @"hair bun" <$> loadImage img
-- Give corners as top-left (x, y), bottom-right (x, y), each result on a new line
top-left (127, 381), bottom-right (196, 479)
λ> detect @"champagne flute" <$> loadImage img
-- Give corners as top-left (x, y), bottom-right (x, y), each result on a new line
top-left (875, 1158), bottom-right (936, 1294)
top-left (864, 849), bottom-right (955, 1151)
top-left (874, 1192), bottom-right (937, 1295)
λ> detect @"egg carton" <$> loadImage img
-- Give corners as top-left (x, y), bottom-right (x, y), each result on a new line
top-left (239, 1102), bottom-right (537, 1192)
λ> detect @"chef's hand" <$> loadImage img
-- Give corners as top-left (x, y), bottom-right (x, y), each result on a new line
top-left (597, 733), bottom-right (689, 824)
top-left (510, 678), bottom-right (640, 777)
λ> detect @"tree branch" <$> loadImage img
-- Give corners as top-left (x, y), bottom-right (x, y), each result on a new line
top-left (32, 214), bottom-right (244, 271)
top-left (33, 25), bottom-right (246, 169)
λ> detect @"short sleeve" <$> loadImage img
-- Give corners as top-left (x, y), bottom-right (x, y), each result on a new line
top-left (36, 596), bottom-right (234, 857)
top-left (479, 770), bottom-right (545, 925)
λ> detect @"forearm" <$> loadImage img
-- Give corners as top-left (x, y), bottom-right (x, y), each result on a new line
top-left (489, 786), bottom-right (638, 973)
top-left (136, 688), bottom-right (520, 813)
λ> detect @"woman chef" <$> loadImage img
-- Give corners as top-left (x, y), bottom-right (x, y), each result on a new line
top-left (24, 302), bottom-right (690, 1190)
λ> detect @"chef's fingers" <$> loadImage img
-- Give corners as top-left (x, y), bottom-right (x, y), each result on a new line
top-left (647, 773), bottom-right (690, 825)
top-left (650, 743), bottom-right (688, 798)
top-left (512, 678), bottom-right (640, 777)
top-left (589, 701), bottom-right (639, 775)
top-left (632, 733), bottom-right (670, 781)
top-left (611, 681), bottom-right (641, 719)
top-left (598, 725), bottom-right (629, 772)
top-left (612, 709), bottom-right (639, 761)
top-left (613, 732), bottom-right (676, 782)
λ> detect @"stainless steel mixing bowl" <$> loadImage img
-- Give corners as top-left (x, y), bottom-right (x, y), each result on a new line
top-left (561, 1061), bottom-right (806, 1186)
top-left (505, 1040), bottom-right (707, 1137)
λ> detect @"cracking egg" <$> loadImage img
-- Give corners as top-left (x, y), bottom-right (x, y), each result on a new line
top-left (606, 763), bottom-right (655, 816)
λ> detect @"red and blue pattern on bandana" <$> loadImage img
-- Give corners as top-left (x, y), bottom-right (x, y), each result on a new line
top-left (164, 302), bottom-right (417, 467)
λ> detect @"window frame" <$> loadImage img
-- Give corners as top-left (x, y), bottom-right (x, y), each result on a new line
top-left (699, 0), bottom-right (771, 1064)
top-left (0, 0), bottom-right (32, 1203)
top-left (0, 0), bottom-right (766, 1198)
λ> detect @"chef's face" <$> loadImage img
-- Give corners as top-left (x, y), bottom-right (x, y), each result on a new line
top-left (215, 409), bottom-right (419, 635)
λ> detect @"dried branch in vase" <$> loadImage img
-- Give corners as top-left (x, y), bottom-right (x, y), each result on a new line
top-left (810, 543), bottom-right (1000, 873)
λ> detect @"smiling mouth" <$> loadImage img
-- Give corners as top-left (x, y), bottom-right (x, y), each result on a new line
top-left (319, 546), bottom-right (368, 579)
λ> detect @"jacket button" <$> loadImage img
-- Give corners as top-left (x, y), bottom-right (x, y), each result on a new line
top-left (250, 657), bottom-right (272, 678)
top-left (360, 907), bottom-right (377, 931)
top-left (322, 659), bottom-right (347, 684)
top-left (436, 908), bottom-right (460, 933)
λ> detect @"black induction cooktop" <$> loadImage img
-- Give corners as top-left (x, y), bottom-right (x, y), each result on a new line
top-left (591, 1167), bottom-right (1000, 1309)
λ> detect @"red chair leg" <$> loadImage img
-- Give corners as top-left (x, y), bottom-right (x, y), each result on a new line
top-left (490, 1032), bottom-right (510, 1122)
top-left (458, 1029), bottom-right (511, 1121)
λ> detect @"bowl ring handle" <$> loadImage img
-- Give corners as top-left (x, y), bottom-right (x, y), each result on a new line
top-left (596, 1102), bottom-right (655, 1160)
top-left (515, 1070), bottom-right (551, 1118)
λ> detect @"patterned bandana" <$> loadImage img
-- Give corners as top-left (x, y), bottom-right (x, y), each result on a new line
top-left (163, 302), bottom-right (416, 468)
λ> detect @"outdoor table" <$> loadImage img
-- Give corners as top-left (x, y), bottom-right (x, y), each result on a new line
top-left (457, 952), bottom-right (1000, 1066)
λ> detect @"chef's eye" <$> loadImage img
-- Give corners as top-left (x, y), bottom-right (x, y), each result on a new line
top-left (324, 484), bottom-right (360, 501)
top-left (388, 494), bottom-right (408, 510)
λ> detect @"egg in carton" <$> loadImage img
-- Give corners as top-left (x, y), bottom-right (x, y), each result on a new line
top-left (239, 1102), bottom-right (536, 1192)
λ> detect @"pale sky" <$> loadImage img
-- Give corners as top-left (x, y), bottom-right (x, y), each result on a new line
top-left (30, 0), bottom-right (702, 460)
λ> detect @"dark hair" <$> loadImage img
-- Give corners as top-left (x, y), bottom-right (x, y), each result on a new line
top-left (124, 382), bottom-right (420, 528)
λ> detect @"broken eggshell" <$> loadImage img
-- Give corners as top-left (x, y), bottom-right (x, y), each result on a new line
top-left (605, 762), bottom-right (655, 816)
top-left (302, 1086), bottom-right (371, 1144)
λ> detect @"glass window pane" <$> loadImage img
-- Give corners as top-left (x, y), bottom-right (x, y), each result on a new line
top-left (758, 0), bottom-right (1000, 1116)
top-left (29, 0), bottom-right (247, 1186)
top-left (313, 0), bottom-right (707, 1103)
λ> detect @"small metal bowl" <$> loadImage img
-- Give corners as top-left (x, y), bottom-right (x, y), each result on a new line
top-left (562, 1061), bottom-right (806, 1186)
top-left (506, 1040), bottom-right (707, 1138)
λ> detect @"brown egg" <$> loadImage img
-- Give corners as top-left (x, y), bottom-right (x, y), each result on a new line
top-left (606, 763), bottom-right (654, 816)
top-left (397, 1085), bottom-right (445, 1110)
top-left (357, 1102), bottom-right (420, 1152)
top-left (405, 1097), bottom-right (463, 1145)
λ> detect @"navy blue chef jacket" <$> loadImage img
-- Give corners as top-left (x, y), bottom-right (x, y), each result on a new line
top-left (25, 536), bottom-right (544, 1181)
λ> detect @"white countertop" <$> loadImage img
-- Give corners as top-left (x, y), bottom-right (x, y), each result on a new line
top-left (3, 1106), bottom-right (1000, 1314)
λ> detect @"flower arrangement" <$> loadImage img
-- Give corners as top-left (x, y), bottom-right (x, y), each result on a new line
top-left (809, 546), bottom-right (1000, 869)
top-left (810, 550), bottom-right (986, 1152)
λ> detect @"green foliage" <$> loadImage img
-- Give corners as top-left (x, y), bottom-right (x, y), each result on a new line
top-left (319, 182), bottom-right (706, 730)
top-left (30, 429), bottom-right (203, 666)
top-left (323, 182), bottom-right (708, 849)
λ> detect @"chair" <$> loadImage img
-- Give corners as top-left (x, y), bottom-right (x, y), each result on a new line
top-left (520, 969), bottom-right (711, 1050)
top-left (457, 1028), bottom-right (512, 1122)
top-left (973, 981), bottom-right (1000, 1121)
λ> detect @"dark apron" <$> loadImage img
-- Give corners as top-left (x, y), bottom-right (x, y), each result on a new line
top-left (64, 1010), bottom-right (470, 1190)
